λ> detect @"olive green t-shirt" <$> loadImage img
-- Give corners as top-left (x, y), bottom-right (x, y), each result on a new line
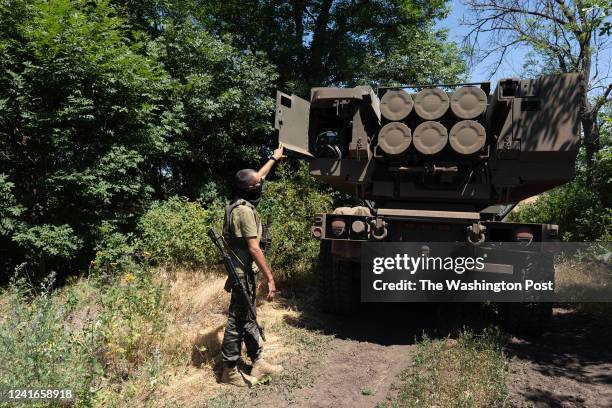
top-left (228, 204), bottom-right (262, 275)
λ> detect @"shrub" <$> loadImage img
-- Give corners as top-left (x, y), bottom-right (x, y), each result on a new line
top-left (136, 162), bottom-right (337, 278)
top-left (258, 162), bottom-right (335, 279)
top-left (509, 184), bottom-right (611, 241)
top-left (89, 221), bottom-right (139, 278)
top-left (138, 196), bottom-right (223, 268)
top-left (509, 146), bottom-right (611, 241)
top-left (12, 224), bottom-right (84, 261)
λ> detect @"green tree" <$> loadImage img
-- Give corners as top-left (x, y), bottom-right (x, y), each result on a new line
top-left (0, 0), bottom-right (173, 270)
top-left (196, 0), bottom-right (466, 95)
top-left (0, 175), bottom-right (23, 237)
top-left (509, 108), bottom-right (611, 240)
top-left (151, 21), bottom-right (278, 200)
top-left (0, 0), bottom-right (275, 273)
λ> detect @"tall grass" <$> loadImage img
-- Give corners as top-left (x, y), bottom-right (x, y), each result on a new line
top-left (0, 259), bottom-right (170, 407)
top-left (0, 272), bottom-right (102, 407)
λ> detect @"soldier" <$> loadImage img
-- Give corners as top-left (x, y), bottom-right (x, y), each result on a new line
top-left (220, 144), bottom-right (285, 387)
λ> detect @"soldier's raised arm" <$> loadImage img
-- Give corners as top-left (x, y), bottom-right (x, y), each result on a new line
top-left (257, 143), bottom-right (284, 180)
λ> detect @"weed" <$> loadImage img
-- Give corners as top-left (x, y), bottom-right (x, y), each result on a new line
top-left (96, 266), bottom-right (169, 379)
top-left (383, 327), bottom-right (510, 408)
top-left (0, 273), bottom-right (104, 407)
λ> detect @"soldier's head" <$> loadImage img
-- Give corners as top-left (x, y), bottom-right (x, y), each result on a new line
top-left (234, 169), bottom-right (264, 205)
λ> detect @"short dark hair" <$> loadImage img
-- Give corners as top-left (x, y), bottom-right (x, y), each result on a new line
top-left (234, 169), bottom-right (257, 191)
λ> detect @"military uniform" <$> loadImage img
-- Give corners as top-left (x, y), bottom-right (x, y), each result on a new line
top-left (221, 199), bottom-right (263, 368)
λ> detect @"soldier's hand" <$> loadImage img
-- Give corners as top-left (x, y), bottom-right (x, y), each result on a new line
top-left (266, 279), bottom-right (277, 301)
top-left (272, 144), bottom-right (284, 161)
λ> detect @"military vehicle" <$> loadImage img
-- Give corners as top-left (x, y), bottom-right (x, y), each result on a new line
top-left (274, 74), bottom-right (582, 331)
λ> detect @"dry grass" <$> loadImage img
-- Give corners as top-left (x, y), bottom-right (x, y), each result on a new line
top-left (157, 268), bottom-right (229, 364)
top-left (555, 259), bottom-right (611, 296)
top-left (0, 266), bottom-right (326, 407)
top-left (555, 259), bottom-right (612, 320)
top-left (104, 267), bottom-right (324, 407)
top-left (0, 290), bottom-right (10, 324)
top-left (120, 268), bottom-right (230, 407)
top-left (60, 278), bottom-right (101, 333)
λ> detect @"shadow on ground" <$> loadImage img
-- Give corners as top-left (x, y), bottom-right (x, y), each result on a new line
top-left (274, 284), bottom-right (612, 407)
top-left (505, 307), bottom-right (612, 407)
top-left (280, 290), bottom-right (497, 345)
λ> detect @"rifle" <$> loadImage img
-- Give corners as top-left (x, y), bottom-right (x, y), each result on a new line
top-left (207, 228), bottom-right (266, 342)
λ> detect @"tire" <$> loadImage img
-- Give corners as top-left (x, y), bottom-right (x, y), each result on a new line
top-left (498, 302), bottom-right (552, 335)
top-left (330, 259), bottom-right (360, 315)
top-left (498, 252), bottom-right (554, 335)
top-left (316, 240), bottom-right (333, 312)
top-left (315, 241), bottom-right (359, 315)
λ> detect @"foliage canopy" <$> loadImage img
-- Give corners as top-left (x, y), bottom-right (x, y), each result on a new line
top-left (0, 0), bottom-right (465, 275)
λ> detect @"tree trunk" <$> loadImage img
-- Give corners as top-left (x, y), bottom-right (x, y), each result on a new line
top-left (581, 111), bottom-right (598, 172)
top-left (292, 1), bottom-right (306, 84)
top-left (578, 39), bottom-right (597, 172)
top-left (307, 0), bottom-right (333, 88)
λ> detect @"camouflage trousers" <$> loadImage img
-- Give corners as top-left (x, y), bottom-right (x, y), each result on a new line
top-left (221, 272), bottom-right (262, 367)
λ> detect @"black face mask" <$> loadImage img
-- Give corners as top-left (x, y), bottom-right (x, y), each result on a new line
top-left (238, 181), bottom-right (264, 206)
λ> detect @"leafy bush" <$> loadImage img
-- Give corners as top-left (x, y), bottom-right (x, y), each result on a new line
top-left (509, 182), bottom-right (611, 241)
top-left (12, 224), bottom-right (84, 260)
top-left (90, 225), bottom-right (136, 275)
top-left (258, 163), bottom-right (335, 279)
top-left (138, 196), bottom-right (223, 268)
top-left (509, 145), bottom-right (611, 241)
top-left (136, 162), bottom-right (336, 278)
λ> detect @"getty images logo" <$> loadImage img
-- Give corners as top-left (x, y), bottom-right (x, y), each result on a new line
top-left (372, 252), bottom-right (486, 275)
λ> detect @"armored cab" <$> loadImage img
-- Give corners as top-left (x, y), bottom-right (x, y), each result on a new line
top-left (275, 74), bottom-right (582, 329)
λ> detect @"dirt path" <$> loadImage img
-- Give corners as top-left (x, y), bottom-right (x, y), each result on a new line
top-left (250, 303), bottom-right (489, 407)
top-left (277, 339), bottom-right (413, 407)
top-left (247, 304), bottom-right (612, 408)
top-left (506, 308), bottom-right (612, 408)
top-left (249, 305), bottom-right (422, 407)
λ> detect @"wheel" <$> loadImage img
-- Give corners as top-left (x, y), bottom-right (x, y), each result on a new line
top-left (498, 302), bottom-right (552, 335)
top-left (330, 259), bottom-right (360, 315)
top-left (315, 241), bottom-right (359, 315)
top-left (498, 252), bottom-right (554, 335)
top-left (316, 240), bottom-right (333, 312)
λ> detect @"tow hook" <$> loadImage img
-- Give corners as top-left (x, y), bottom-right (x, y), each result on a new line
top-left (370, 217), bottom-right (388, 240)
top-left (467, 223), bottom-right (486, 244)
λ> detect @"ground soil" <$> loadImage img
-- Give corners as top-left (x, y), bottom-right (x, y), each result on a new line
top-left (247, 304), bottom-right (612, 407)
top-left (258, 339), bottom-right (413, 408)
top-left (506, 307), bottom-right (612, 408)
